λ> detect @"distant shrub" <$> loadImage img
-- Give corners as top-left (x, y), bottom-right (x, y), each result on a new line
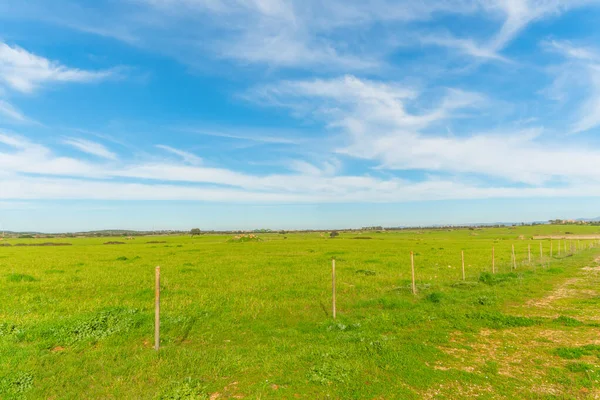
top-left (352, 236), bottom-right (372, 239)
top-left (116, 256), bottom-right (128, 261)
top-left (104, 241), bottom-right (125, 245)
top-left (330, 231), bottom-right (340, 238)
top-left (190, 228), bottom-right (201, 237)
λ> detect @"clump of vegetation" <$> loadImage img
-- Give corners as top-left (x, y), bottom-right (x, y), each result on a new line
top-left (116, 256), bottom-right (128, 261)
top-left (158, 378), bottom-right (207, 399)
top-left (425, 292), bottom-right (443, 303)
top-left (555, 347), bottom-right (586, 360)
top-left (13, 242), bottom-right (72, 247)
top-left (451, 281), bottom-right (479, 289)
top-left (553, 316), bottom-right (584, 327)
top-left (479, 272), bottom-right (518, 285)
top-left (7, 273), bottom-right (37, 283)
top-left (555, 345), bottom-right (600, 360)
top-left (0, 372), bottom-right (34, 397)
top-left (466, 312), bottom-right (540, 329)
top-left (355, 269), bottom-right (376, 276)
top-left (330, 231), bottom-right (340, 238)
top-left (475, 295), bottom-right (496, 306)
top-left (0, 323), bottom-right (22, 337)
top-left (103, 241), bottom-right (125, 245)
top-left (68, 308), bottom-right (141, 343)
top-left (566, 362), bottom-right (594, 373)
top-left (227, 234), bottom-right (262, 243)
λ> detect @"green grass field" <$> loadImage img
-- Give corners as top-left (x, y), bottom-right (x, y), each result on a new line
top-left (2, 225), bottom-right (600, 399)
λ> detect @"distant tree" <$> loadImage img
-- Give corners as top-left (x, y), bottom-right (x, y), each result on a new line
top-left (190, 228), bottom-right (201, 237)
top-left (330, 231), bottom-right (340, 238)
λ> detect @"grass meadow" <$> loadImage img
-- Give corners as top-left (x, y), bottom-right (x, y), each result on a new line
top-left (2, 225), bottom-right (600, 399)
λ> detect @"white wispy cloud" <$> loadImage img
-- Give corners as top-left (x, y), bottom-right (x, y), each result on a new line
top-left (0, 42), bottom-right (116, 93)
top-left (422, 0), bottom-right (600, 62)
top-left (155, 144), bottom-right (202, 165)
top-left (179, 126), bottom-right (303, 145)
top-left (543, 39), bottom-right (600, 134)
top-left (418, 34), bottom-right (511, 62)
top-left (2, 125), bottom-right (600, 203)
top-left (62, 138), bottom-right (117, 160)
top-left (544, 39), bottom-right (600, 61)
top-left (0, 99), bottom-right (27, 122)
top-left (0, 0), bottom-right (481, 72)
top-left (247, 75), bottom-right (600, 185)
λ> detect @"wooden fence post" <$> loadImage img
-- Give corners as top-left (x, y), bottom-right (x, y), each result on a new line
top-left (512, 244), bottom-right (516, 270)
top-left (155, 266), bottom-right (160, 351)
top-left (461, 250), bottom-right (466, 280)
top-left (332, 258), bottom-right (336, 320)
top-left (411, 251), bottom-right (416, 295)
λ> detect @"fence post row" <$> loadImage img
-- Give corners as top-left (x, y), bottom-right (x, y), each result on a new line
top-left (151, 237), bottom-right (600, 348)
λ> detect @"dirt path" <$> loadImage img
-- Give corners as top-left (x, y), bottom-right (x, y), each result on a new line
top-left (428, 257), bottom-right (600, 399)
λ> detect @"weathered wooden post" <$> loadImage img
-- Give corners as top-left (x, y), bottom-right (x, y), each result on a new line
top-left (155, 266), bottom-right (160, 351)
top-left (461, 250), bottom-right (466, 280)
top-left (411, 251), bottom-right (416, 295)
top-left (332, 258), bottom-right (336, 319)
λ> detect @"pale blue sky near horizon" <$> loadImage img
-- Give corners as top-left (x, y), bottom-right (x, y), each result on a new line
top-left (1, 1), bottom-right (600, 232)
top-left (2, 197), bottom-right (599, 233)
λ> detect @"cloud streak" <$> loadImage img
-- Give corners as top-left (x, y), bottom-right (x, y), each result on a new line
top-left (0, 42), bottom-right (117, 93)
top-left (63, 138), bottom-right (118, 160)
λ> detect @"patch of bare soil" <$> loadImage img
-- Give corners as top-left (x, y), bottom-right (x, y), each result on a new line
top-left (430, 256), bottom-right (600, 398)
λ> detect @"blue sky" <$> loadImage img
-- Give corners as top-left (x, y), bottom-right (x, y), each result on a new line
top-left (1, 0), bottom-right (600, 232)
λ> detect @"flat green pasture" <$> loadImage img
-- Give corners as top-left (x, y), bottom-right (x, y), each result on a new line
top-left (1, 225), bottom-right (600, 398)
